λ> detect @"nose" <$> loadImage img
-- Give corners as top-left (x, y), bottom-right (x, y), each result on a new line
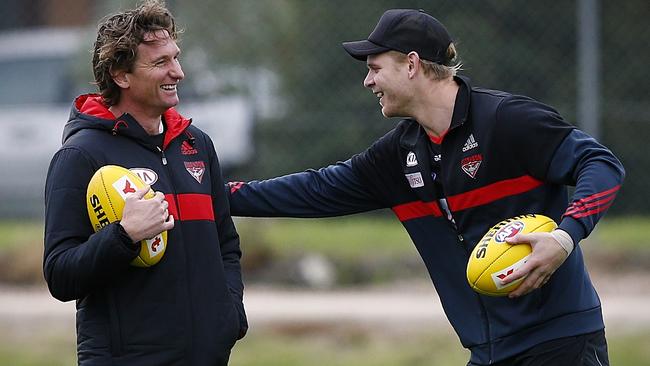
top-left (363, 69), bottom-right (374, 89)
top-left (171, 59), bottom-right (185, 81)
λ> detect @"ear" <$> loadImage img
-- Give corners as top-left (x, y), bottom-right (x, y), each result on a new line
top-left (110, 68), bottom-right (130, 89)
top-left (406, 51), bottom-right (421, 79)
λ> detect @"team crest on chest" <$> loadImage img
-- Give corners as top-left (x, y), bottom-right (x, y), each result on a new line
top-left (184, 161), bottom-right (206, 183)
top-left (461, 154), bottom-right (483, 179)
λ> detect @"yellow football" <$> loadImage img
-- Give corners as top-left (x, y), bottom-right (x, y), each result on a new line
top-left (86, 165), bottom-right (167, 267)
top-left (467, 214), bottom-right (557, 296)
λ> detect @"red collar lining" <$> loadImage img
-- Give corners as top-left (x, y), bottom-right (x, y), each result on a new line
top-left (427, 129), bottom-right (448, 145)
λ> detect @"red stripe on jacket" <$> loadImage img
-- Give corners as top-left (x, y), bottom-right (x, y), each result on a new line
top-left (392, 175), bottom-right (543, 222)
top-left (165, 193), bottom-right (215, 221)
top-left (563, 185), bottom-right (620, 218)
top-left (392, 201), bottom-right (443, 221)
top-left (448, 175), bottom-right (543, 211)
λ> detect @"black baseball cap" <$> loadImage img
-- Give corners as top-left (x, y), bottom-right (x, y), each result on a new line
top-left (342, 9), bottom-right (452, 64)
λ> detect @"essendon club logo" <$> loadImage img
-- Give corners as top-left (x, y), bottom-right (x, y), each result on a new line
top-left (184, 161), bottom-right (205, 183)
top-left (495, 221), bottom-right (525, 242)
top-left (181, 140), bottom-right (198, 155)
top-left (461, 154), bottom-right (482, 179)
top-left (228, 181), bottom-right (245, 194)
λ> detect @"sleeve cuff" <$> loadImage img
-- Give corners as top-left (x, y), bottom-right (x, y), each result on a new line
top-left (115, 222), bottom-right (140, 253)
top-left (558, 216), bottom-right (587, 246)
top-left (551, 229), bottom-right (574, 255)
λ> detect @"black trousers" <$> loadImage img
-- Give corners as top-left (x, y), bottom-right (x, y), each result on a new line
top-left (467, 330), bottom-right (609, 366)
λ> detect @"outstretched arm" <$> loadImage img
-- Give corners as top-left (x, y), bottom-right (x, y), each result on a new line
top-left (228, 159), bottom-right (384, 218)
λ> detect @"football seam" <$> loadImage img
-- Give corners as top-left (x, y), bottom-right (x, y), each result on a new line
top-left (473, 246), bottom-right (515, 287)
top-left (526, 217), bottom-right (555, 233)
top-left (100, 169), bottom-right (119, 225)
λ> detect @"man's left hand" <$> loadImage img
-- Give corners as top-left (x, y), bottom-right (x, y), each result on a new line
top-left (502, 232), bottom-right (569, 299)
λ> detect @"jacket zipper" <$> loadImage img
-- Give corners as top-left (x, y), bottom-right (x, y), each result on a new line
top-left (436, 147), bottom-right (491, 361)
top-left (157, 142), bottom-right (195, 356)
top-left (436, 196), bottom-right (464, 242)
top-left (157, 146), bottom-right (168, 165)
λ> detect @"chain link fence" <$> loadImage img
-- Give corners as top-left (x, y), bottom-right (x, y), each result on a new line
top-left (0, 0), bottom-right (648, 217)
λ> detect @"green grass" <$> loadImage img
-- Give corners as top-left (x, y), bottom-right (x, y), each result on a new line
top-left (587, 216), bottom-right (650, 250)
top-left (0, 329), bottom-right (76, 366)
top-left (235, 214), bottom-right (650, 259)
top-left (2, 326), bottom-right (648, 365)
top-left (2, 217), bottom-right (648, 364)
top-left (230, 328), bottom-right (469, 366)
top-left (608, 330), bottom-right (650, 365)
top-left (4, 214), bottom-right (650, 256)
top-left (234, 214), bottom-right (414, 260)
top-left (0, 220), bottom-right (43, 250)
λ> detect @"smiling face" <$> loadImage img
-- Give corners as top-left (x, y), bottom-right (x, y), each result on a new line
top-left (363, 51), bottom-right (414, 118)
top-left (113, 29), bottom-right (184, 118)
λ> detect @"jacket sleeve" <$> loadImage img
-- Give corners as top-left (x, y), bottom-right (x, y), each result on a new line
top-left (44, 147), bottom-right (139, 302)
top-left (206, 138), bottom-right (247, 338)
top-left (497, 95), bottom-right (625, 244)
top-left (545, 129), bottom-right (625, 244)
top-left (228, 159), bottom-right (385, 218)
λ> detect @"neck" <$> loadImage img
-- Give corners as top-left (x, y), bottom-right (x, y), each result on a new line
top-left (411, 77), bottom-right (459, 138)
top-left (109, 103), bottom-right (164, 135)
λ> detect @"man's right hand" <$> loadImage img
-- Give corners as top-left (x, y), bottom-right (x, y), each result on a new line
top-left (119, 185), bottom-right (174, 243)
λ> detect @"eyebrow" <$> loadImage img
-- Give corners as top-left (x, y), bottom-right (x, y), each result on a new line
top-left (151, 49), bottom-right (181, 63)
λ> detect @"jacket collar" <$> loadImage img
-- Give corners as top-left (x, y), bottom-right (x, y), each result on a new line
top-left (70, 94), bottom-right (192, 149)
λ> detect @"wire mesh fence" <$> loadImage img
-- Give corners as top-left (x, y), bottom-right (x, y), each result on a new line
top-left (0, 0), bottom-right (648, 217)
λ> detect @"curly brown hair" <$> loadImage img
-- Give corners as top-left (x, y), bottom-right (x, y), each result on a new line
top-left (92, 0), bottom-right (180, 106)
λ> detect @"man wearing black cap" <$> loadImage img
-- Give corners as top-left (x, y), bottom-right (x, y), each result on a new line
top-left (228, 9), bottom-right (623, 366)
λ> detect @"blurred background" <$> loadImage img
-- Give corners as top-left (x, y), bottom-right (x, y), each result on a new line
top-left (0, 0), bottom-right (649, 365)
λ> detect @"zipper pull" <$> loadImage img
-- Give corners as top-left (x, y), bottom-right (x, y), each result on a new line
top-left (157, 146), bottom-right (167, 165)
top-left (458, 234), bottom-right (464, 242)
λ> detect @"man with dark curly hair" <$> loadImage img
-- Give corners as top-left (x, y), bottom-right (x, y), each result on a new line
top-left (44, 1), bottom-right (247, 364)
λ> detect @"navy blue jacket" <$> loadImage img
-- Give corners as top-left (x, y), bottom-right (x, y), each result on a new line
top-left (44, 94), bottom-right (247, 365)
top-left (229, 76), bottom-right (624, 364)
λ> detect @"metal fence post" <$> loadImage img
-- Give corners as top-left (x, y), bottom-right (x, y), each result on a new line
top-left (577, 0), bottom-right (601, 139)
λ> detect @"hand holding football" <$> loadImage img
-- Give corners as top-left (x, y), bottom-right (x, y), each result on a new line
top-left (466, 214), bottom-right (557, 296)
top-left (86, 165), bottom-right (169, 267)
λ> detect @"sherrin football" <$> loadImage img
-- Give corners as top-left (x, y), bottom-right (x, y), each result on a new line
top-left (86, 165), bottom-right (167, 267)
top-left (467, 214), bottom-right (557, 296)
